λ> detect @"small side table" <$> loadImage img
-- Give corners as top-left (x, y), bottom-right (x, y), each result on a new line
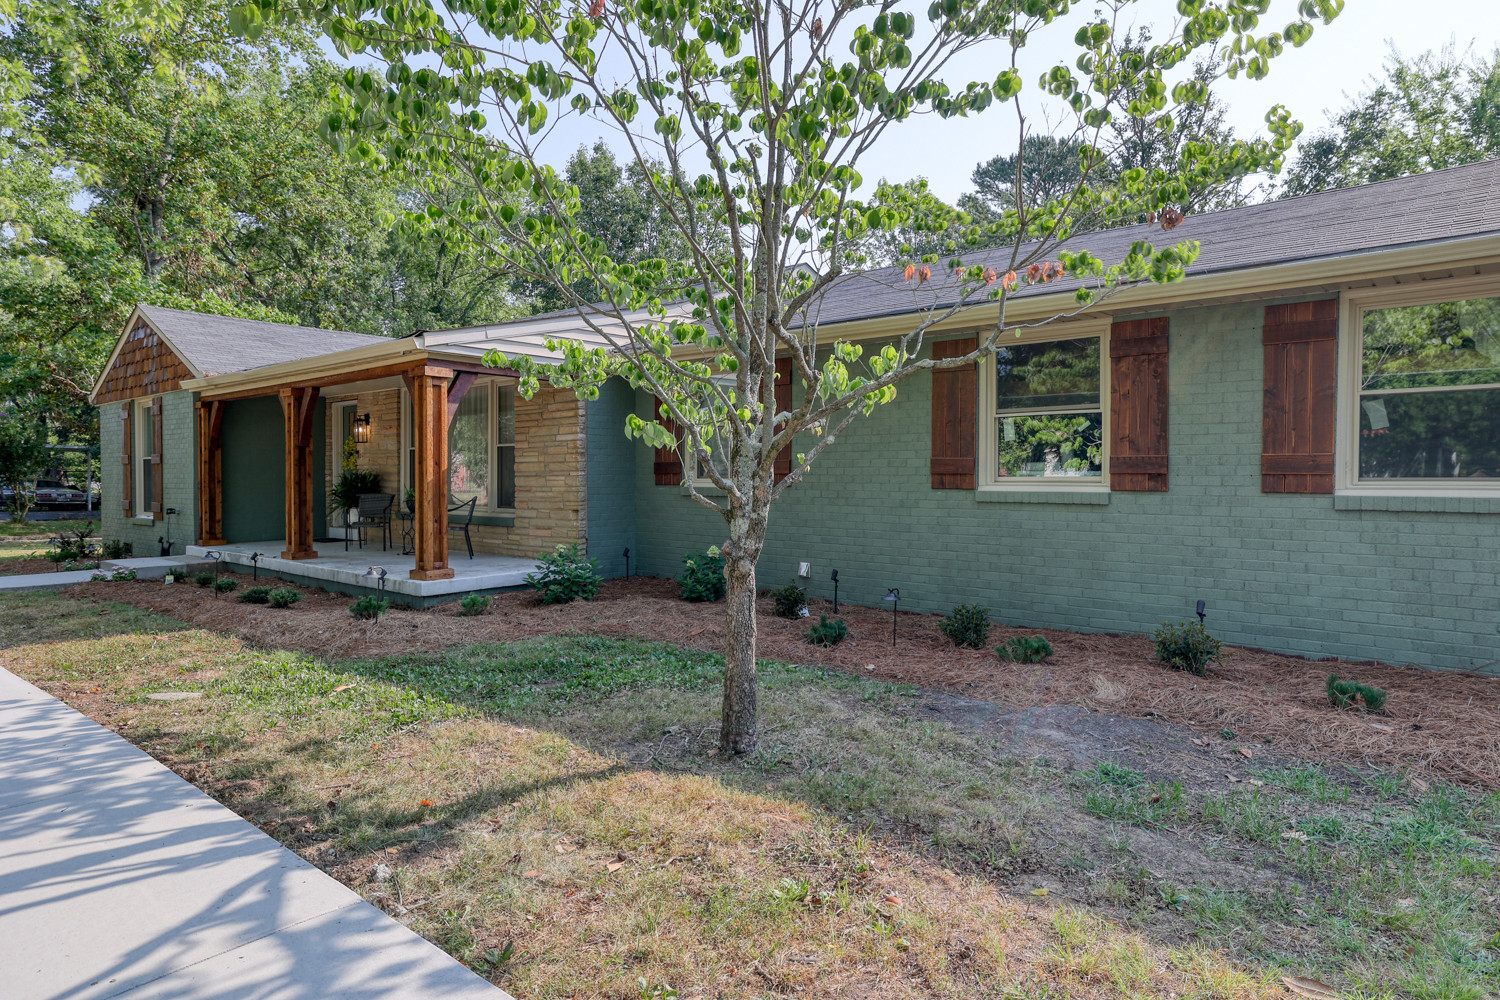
top-left (397, 510), bottom-right (415, 556)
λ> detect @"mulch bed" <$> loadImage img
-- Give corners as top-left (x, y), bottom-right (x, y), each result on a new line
top-left (63, 573), bottom-right (1500, 788)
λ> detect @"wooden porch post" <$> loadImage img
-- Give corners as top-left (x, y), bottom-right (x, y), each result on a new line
top-left (279, 387), bottom-right (319, 560)
top-left (196, 399), bottom-right (226, 545)
top-left (404, 366), bottom-right (456, 580)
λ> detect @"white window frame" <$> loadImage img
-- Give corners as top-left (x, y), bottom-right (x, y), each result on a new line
top-left (400, 378), bottom-right (519, 513)
top-left (1337, 276), bottom-right (1500, 497)
top-left (977, 319), bottom-right (1111, 493)
top-left (133, 396), bottom-right (156, 519)
top-left (682, 375), bottom-right (737, 492)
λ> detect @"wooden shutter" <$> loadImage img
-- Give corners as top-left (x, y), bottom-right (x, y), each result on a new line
top-left (930, 337), bottom-right (977, 489)
top-left (1262, 299), bottom-right (1337, 493)
top-left (120, 403), bottom-right (132, 513)
top-left (1109, 317), bottom-right (1170, 491)
top-left (773, 356), bottom-right (793, 483)
top-left (651, 396), bottom-right (682, 485)
top-left (149, 396), bottom-right (164, 518)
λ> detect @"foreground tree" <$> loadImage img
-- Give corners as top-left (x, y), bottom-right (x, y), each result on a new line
top-left (243, 0), bottom-right (1340, 752)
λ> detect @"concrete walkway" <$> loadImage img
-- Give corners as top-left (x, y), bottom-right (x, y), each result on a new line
top-left (0, 667), bottom-right (511, 1000)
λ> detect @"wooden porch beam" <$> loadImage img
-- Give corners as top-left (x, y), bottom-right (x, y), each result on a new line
top-left (196, 359), bottom-right (520, 402)
top-left (446, 371), bottom-right (478, 425)
top-left (279, 387), bottom-right (319, 560)
top-left (196, 399), bottom-right (226, 546)
top-left (403, 369), bottom-right (454, 581)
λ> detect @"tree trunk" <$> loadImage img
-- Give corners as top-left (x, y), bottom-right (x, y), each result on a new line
top-left (721, 549), bottom-right (760, 754)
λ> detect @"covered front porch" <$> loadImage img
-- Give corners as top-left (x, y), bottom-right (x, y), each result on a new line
top-left (196, 358), bottom-right (509, 582)
top-left (183, 540), bottom-right (538, 603)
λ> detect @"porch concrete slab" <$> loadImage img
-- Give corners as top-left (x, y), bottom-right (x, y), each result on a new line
top-left (0, 569), bottom-right (99, 592)
top-left (102, 556), bottom-right (214, 580)
top-left (184, 542), bottom-right (538, 599)
top-left (0, 667), bottom-right (509, 1000)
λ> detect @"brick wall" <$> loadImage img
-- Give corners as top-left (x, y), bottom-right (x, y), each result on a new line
top-left (623, 300), bottom-right (1500, 674)
top-left (97, 389), bottom-right (199, 557)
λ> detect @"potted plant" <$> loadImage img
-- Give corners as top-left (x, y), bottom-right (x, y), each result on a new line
top-left (329, 438), bottom-right (382, 538)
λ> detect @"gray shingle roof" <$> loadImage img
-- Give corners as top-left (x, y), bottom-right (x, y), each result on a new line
top-left (137, 305), bottom-right (392, 376)
top-left (805, 157), bottom-right (1500, 327)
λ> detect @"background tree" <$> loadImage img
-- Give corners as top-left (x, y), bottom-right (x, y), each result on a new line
top-left (245, 0), bottom-right (1335, 753)
top-left (1281, 45), bottom-right (1500, 196)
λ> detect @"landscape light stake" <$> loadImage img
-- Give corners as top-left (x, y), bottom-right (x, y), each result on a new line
top-left (1196, 600), bottom-right (1206, 624)
top-left (249, 552), bottom-right (263, 581)
top-left (883, 588), bottom-right (900, 646)
top-left (623, 547), bottom-right (630, 580)
top-left (206, 550), bottom-right (222, 597)
top-left (364, 565), bottom-right (388, 602)
top-left (830, 569), bottom-right (839, 613)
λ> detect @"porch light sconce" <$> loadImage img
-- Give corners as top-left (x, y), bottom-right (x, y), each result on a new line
top-left (352, 413), bottom-right (372, 444)
top-left (1196, 599), bottom-right (1206, 624)
top-left (249, 552), bottom-right (263, 582)
top-left (622, 547), bottom-right (631, 580)
top-left (830, 569), bottom-right (839, 613)
top-left (364, 565), bottom-right (388, 601)
top-left (206, 550), bottom-right (222, 597)
top-left (883, 587), bottom-right (900, 646)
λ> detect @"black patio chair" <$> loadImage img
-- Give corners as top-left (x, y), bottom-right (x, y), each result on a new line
top-left (355, 493), bottom-right (394, 552)
top-left (448, 496), bottom-right (477, 559)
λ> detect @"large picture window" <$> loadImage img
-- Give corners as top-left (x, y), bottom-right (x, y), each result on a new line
top-left (403, 381), bottom-right (518, 510)
top-left (991, 336), bottom-right (1104, 480)
top-left (1356, 294), bottom-right (1500, 482)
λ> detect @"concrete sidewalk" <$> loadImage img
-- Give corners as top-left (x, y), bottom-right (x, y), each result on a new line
top-left (0, 667), bottom-right (511, 1000)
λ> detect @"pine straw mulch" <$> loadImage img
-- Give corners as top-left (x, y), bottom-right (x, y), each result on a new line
top-left (66, 574), bottom-right (1500, 788)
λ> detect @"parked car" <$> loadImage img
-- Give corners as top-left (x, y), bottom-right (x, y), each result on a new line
top-left (32, 479), bottom-right (87, 510)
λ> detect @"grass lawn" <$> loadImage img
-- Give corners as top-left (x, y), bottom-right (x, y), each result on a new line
top-left (1, 590), bottom-right (1496, 1000)
top-left (0, 516), bottom-right (97, 538)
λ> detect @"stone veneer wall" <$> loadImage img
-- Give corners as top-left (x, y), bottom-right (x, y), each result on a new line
top-left (322, 382), bottom-right (586, 559)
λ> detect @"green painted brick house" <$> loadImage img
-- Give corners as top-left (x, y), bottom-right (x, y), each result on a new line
top-left (91, 161), bottom-right (1500, 671)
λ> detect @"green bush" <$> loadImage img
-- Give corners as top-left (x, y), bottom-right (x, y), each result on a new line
top-left (770, 583), bottom-right (806, 619)
top-left (239, 586), bottom-right (273, 604)
top-left (194, 571), bottom-right (216, 587)
top-left (1326, 674), bottom-right (1388, 712)
top-left (939, 603), bottom-right (991, 649)
top-left (350, 595), bottom-right (390, 620)
top-left (101, 539), bottom-right (132, 560)
top-left (805, 614), bottom-right (848, 646)
top-left (678, 549), bottom-right (726, 602)
top-left (110, 568), bottom-right (136, 582)
top-left (525, 543), bottom-right (602, 604)
top-left (268, 587), bottom-right (301, 609)
top-left (1153, 621), bottom-right (1222, 675)
top-left (460, 593), bottom-right (490, 616)
top-left (213, 577), bottom-right (238, 594)
top-left (997, 635), bottom-right (1053, 663)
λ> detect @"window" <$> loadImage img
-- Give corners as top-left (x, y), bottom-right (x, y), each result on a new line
top-left (403, 381), bottom-right (517, 510)
top-left (989, 334), bottom-right (1105, 482)
top-left (1343, 283), bottom-right (1500, 491)
top-left (135, 397), bottom-right (155, 517)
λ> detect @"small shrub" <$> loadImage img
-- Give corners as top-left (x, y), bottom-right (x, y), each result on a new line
top-left (1153, 620), bottom-right (1222, 675)
top-left (678, 549), bottom-right (726, 602)
top-left (770, 583), bottom-right (806, 619)
top-left (939, 603), bottom-right (991, 649)
top-left (213, 577), bottom-right (238, 594)
top-left (110, 568), bottom-right (136, 582)
top-left (1326, 674), bottom-right (1388, 712)
top-left (805, 614), bottom-right (848, 646)
top-left (459, 593), bottom-right (490, 616)
top-left (90, 570), bottom-right (108, 582)
top-left (102, 539), bottom-right (132, 560)
top-left (525, 543), bottom-right (603, 604)
top-left (239, 586), bottom-right (273, 605)
top-left (997, 635), bottom-right (1053, 663)
top-left (194, 571), bottom-right (216, 587)
top-left (350, 595), bottom-right (390, 620)
top-left (268, 587), bottom-right (301, 609)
